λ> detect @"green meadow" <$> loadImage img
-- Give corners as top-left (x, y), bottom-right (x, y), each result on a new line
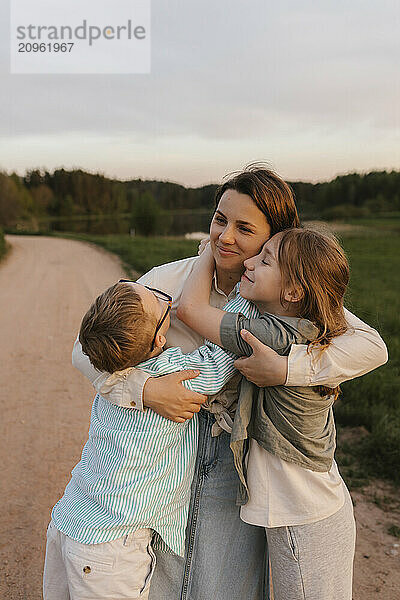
top-left (334, 221), bottom-right (399, 485)
top-left (44, 221), bottom-right (400, 484)
top-left (0, 228), bottom-right (7, 261)
top-left (59, 232), bottom-right (200, 275)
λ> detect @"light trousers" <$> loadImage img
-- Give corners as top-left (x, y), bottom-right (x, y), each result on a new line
top-left (266, 489), bottom-right (356, 600)
top-left (43, 521), bottom-right (156, 600)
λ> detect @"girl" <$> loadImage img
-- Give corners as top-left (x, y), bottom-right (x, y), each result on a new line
top-left (177, 228), bottom-right (357, 600)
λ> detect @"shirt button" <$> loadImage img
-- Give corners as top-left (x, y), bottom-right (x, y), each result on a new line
top-left (130, 400), bottom-right (136, 407)
top-left (83, 566), bottom-right (91, 574)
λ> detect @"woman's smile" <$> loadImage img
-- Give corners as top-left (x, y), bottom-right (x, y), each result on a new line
top-left (216, 245), bottom-right (240, 257)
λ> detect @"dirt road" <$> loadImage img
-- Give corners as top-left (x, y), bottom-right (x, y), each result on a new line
top-left (0, 236), bottom-right (125, 600)
top-left (0, 235), bottom-right (398, 599)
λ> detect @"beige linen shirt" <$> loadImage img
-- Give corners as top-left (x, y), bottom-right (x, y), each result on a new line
top-left (72, 256), bottom-right (388, 410)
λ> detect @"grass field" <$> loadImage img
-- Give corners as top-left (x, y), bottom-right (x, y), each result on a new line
top-left (0, 228), bottom-right (7, 261)
top-left (12, 222), bottom-right (399, 484)
top-left (334, 222), bottom-right (399, 484)
top-left (53, 232), bottom-right (199, 275)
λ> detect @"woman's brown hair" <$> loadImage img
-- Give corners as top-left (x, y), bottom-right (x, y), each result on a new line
top-left (215, 164), bottom-right (300, 235)
top-left (276, 228), bottom-right (350, 399)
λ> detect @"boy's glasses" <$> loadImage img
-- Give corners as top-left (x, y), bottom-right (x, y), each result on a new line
top-left (118, 280), bottom-right (173, 350)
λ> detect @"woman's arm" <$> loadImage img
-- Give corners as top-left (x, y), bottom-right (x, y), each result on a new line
top-left (143, 372), bottom-right (206, 422)
top-left (233, 308), bottom-right (388, 388)
top-left (177, 244), bottom-right (226, 345)
top-left (73, 331), bottom-right (206, 421)
top-left (286, 308), bottom-right (388, 387)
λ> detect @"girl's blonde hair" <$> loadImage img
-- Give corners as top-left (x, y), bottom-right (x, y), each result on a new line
top-left (277, 228), bottom-right (350, 399)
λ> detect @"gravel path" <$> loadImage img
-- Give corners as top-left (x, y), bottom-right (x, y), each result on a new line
top-left (0, 236), bottom-right (124, 599)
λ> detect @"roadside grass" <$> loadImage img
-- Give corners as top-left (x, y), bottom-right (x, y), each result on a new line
top-left (388, 525), bottom-right (400, 538)
top-left (335, 224), bottom-right (400, 485)
top-left (51, 232), bottom-right (199, 275)
top-left (0, 228), bottom-right (9, 261)
top-left (344, 216), bottom-right (400, 233)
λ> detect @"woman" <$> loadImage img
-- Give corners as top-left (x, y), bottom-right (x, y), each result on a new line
top-left (73, 166), bottom-right (387, 600)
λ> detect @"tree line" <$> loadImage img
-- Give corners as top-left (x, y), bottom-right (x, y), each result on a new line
top-left (0, 168), bottom-right (399, 233)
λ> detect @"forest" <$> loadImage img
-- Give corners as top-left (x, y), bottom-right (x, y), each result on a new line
top-left (0, 168), bottom-right (399, 232)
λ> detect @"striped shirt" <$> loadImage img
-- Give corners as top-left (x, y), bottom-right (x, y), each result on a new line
top-left (52, 293), bottom-right (256, 556)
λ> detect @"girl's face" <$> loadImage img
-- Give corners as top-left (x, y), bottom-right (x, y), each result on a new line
top-left (209, 190), bottom-right (271, 275)
top-left (239, 234), bottom-right (285, 312)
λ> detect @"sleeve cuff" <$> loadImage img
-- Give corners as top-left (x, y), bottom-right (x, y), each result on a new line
top-left (98, 368), bottom-right (151, 411)
top-left (285, 344), bottom-right (313, 386)
top-left (122, 369), bottom-right (151, 411)
top-left (220, 312), bottom-right (242, 355)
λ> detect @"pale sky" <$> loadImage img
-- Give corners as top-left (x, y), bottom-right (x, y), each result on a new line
top-left (0, 0), bottom-right (399, 186)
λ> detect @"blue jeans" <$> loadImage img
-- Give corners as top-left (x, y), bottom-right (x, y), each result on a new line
top-left (149, 409), bottom-right (268, 600)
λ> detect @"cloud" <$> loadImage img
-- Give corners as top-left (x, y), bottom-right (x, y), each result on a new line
top-left (0, 0), bottom-right (398, 184)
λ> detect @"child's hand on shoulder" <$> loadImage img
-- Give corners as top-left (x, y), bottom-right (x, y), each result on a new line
top-left (197, 242), bottom-right (214, 271)
top-left (197, 237), bottom-right (210, 255)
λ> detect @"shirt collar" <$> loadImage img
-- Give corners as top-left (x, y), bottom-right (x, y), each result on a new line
top-left (212, 271), bottom-right (238, 301)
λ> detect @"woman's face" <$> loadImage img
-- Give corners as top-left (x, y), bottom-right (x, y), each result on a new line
top-left (209, 190), bottom-right (271, 275)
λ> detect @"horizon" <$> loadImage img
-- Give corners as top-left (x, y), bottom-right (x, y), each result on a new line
top-left (3, 164), bottom-right (399, 190)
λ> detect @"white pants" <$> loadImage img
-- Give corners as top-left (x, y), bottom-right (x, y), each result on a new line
top-left (43, 521), bottom-right (156, 600)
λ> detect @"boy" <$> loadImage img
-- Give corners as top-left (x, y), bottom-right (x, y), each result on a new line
top-left (43, 280), bottom-right (249, 600)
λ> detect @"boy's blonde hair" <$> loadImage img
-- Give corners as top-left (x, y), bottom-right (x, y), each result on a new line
top-left (79, 283), bottom-right (158, 373)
